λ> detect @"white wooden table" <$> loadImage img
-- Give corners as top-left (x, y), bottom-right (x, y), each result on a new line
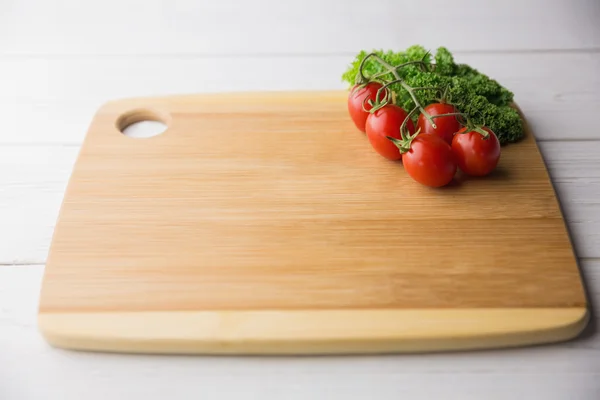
top-left (1, 1), bottom-right (600, 398)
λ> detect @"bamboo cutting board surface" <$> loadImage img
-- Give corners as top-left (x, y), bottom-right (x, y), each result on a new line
top-left (38, 91), bottom-right (588, 354)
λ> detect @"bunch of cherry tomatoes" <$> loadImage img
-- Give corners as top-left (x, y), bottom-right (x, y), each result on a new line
top-left (347, 78), bottom-right (501, 188)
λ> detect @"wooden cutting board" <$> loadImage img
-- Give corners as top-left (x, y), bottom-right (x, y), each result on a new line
top-left (38, 91), bottom-right (589, 354)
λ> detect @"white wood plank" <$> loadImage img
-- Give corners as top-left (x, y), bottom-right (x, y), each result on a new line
top-left (1, 263), bottom-right (600, 400)
top-left (540, 141), bottom-right (600, 259)
top-left (0, 146), bottom-right (77, 264)
top-left (1, 0), bottom-right (599, 56)
top-left (0, 141), bottom-right (599, 264)
top-left (1, 52), bottom-right (598, 145)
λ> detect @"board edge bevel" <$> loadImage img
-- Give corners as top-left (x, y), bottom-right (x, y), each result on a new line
top-left (38, 307), bottom-right (589, 355)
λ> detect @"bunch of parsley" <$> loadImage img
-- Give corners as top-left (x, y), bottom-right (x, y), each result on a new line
top-left (342, 45), bottom-right (524, 144)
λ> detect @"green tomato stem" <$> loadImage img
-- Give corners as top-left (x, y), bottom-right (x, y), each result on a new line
top-left (398, 80), bottom-right (437, 129)
top-left (364, 54), bottom-right (402, 80)
top-left (361, 54), bottom-right (437, 129)
top-left (386, 106), bottom-right (421, 155)
top-left (355, 54), bottom-right (372, 85)
top-left (387, 129), bottom-right (420, 155)
top-left (473, 126), bottom-right (490, 139)
top-left (369, 60), bottom-right (431, 81)
top-left (400, 106), bottom-right (420, 140)
top-left (430, 112), bottom-right (463, 119)
top-left (369, 79), bottom-right (405, 113)
top-left (440, 85), bottom-right (450, 104)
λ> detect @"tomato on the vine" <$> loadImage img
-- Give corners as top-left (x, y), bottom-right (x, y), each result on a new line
top-left (417, 103), bottom-right (461, 144)
top-left (401, 134), bottom-right (457, 187)
top-left (452, 127), bottom-right (501, 176)
top-left (365, 104), bottom-right (415, 161)
top-left (387, 132), bottom-right (457, 187)
top-left (347, 82), bottom-right (384, 132)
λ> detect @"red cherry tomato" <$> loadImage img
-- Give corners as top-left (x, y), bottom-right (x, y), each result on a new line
top-left (347, 82), bottom-right (384, 132)
top-left (417, 103), bottom-right (461, 144)
top-left (452, 127), bottom-right (501, 176)
top-left (365, 104), bottom-right (415, 161)
top-left (402, 134), bottom-right (457, 187)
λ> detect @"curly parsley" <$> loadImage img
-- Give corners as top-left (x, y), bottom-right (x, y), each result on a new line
top-left (342, 45), bottom-right (524, 144)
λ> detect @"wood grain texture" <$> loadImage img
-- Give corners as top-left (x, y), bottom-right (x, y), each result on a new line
top-left (4, 139), bottom-right (600, 265)
top-left (38, 91), bottom-right (587, 353)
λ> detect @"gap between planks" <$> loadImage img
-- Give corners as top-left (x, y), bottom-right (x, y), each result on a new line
top-left (1, 47), bottom-right (600, 59)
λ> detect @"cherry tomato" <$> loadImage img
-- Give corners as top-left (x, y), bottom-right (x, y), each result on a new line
top-left (365, 104), bottom-right (415, 161)
top-left (402, 134), bottom-right (457, 187)
top-left (347, 82), bottom-right (384, 132)
top-left (452, 127), bottom-right (501, 176)
top-left (417, 103), bottom-right (461, 144)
